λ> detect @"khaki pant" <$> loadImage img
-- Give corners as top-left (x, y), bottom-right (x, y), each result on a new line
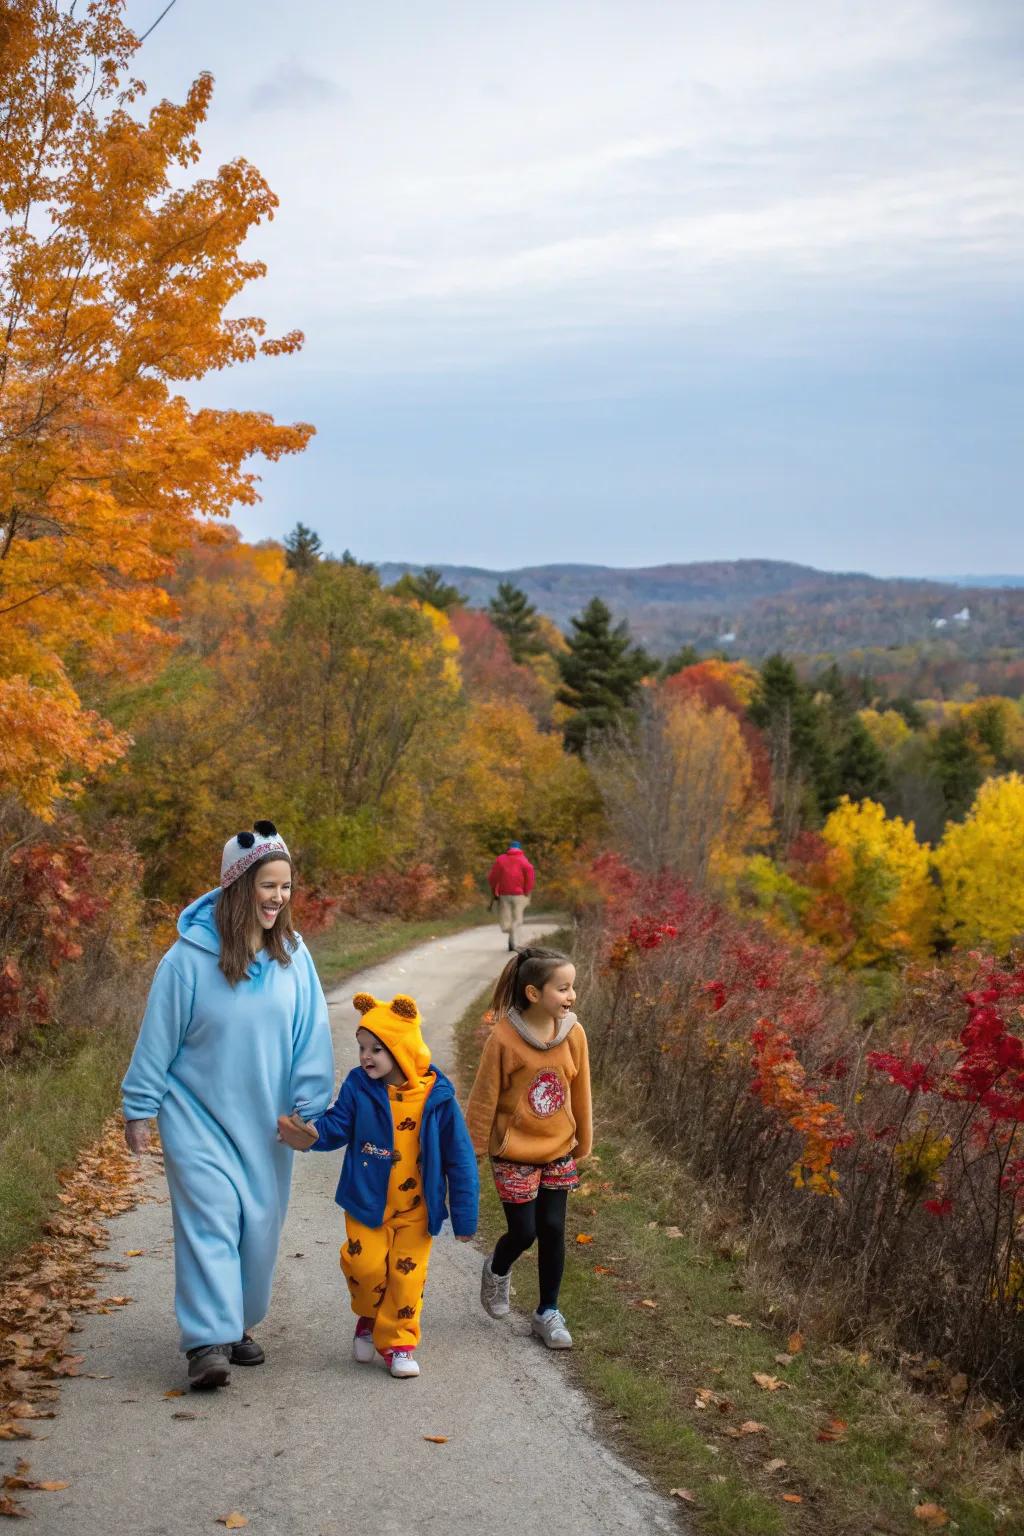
top-left (498, 893), bottom-right (529, 944)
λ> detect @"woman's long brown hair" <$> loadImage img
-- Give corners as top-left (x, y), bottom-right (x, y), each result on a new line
top-left (215, 856), bottom-right (298, 986)
top-left (492, 946), bottom-right (572, 1017)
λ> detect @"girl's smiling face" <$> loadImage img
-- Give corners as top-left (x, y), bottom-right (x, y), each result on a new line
top-left (253, 859), bottom-right (292, 931)
top-left (356, 1026), bottom-right (397, 1079)
top-left (526, 963), bottom-right (577, 1022)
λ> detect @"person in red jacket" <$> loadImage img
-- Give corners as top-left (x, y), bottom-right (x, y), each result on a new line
top-left (488, 842), bottom-right (536, 950)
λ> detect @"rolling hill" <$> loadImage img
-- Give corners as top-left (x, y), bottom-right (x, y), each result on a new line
top-left (377, 559), bottom-right (1024, 661)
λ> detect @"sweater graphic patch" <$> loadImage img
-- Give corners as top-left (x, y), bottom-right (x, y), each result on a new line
top-left (527, 1070), bottom-right (566, 1118)
top-left (361, 1141), bottom-right (392, 1160)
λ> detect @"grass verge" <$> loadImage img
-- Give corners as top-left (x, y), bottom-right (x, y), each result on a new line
top-left (0, 1025), bottom-right (138, 1270)
top-left (455, 982), bottom-right (1024, 1536)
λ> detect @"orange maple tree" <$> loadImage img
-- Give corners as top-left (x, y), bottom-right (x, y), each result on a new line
top-left (0, 0), bottom-right (313, 816)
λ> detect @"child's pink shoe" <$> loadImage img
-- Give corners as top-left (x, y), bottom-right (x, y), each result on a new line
top-left (382, 1347), bottom-right (420, 1379)
top-left (352, 1316), bottom-right (375, 1364)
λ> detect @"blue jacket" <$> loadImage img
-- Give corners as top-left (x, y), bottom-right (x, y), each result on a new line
top-left (310, 1065), bottom-right (479, 1238)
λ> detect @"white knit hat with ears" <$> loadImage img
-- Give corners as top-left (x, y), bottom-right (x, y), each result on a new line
top-left (220, 820), bottom-right (291, 889)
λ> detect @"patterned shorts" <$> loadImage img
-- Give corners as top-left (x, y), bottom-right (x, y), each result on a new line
top-left (491, 1152), bottom-right (579, 1204)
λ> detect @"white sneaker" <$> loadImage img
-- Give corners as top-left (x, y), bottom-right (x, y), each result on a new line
top-left (531, 1308), bottom-right (572, 1349)
top-left (352, 1319), bottom-right (375, 1364)
top-left (480, 1257), bottom-right (512, 1318)
top-left (386, 1348), bottom-right (420, 1378)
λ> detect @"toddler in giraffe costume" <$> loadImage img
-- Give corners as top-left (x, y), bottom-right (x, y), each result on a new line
top-left (278, 992), bottom-right (478, 1377)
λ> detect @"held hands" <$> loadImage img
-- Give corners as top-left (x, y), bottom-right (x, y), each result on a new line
top-left (277, 1112), bottom-right (319, 1150)
top-left (124, 1120), bottom-right (150, 1156)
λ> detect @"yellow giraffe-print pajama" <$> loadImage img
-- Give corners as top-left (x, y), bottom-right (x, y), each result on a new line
top-left (340, 1075), bottom-right (434, 1353)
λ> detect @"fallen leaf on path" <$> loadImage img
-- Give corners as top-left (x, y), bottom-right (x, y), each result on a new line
top-left (124, 1250), bottom-right (145, 1257)
top-left (216, 1515), bottom-right (248, 1529)
top-left (593, 1265), bottom-right (615, 1276)
top-left (913, 1505), bottom-right (949, 1527)
top-left (753, 1373), bottom-right (790, 1392)
top-left (726, 1314), bottom-right (751, 1328)
top-left (5, 1407), bottom-right (52, 1422)
top-left (423, 1436), bottom-right (448, 1444)
top-left (2, 1473), bottom-right (69, 1493)
top-left (816, 1418), bottom-right (848, 1443)
top-left (0, 1426), bottom-right (34, 1441)
top-left (171, 1411), bottom-right (199, 1421)
top-left (575, 1233), bottom-right (594, 1245)
top-left (781, 1493), bottom-right (803, 1504)
top-left (725, 1421), bottom-right (768, 1438)
top-left (787, 1331), bottom-right (804, 1355)
top-left (163, 1389), bottom-right (185, 1399)
top-left (764, 1458), bottom-right (787, 1474)
top-left (0, 1493), bottom-right (28, 1517)
top-left (669, 1488), bottom-right (697, 1502)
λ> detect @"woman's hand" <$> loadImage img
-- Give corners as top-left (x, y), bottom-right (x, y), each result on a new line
top-left (277, 1113), bottom-right (318, 1150)
top-left (124, 1120), bottom-right (150, 1155)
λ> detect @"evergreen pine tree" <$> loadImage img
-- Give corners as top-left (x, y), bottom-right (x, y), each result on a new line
top-left (488, 580), bottom-right (544, 662)
top-left (660, 644), bottom-right (701, 678)
top-left (557, 597), bottom-right (651, 754)
top-left (391, 566), bottom-right (466, 610)
top-left (284, 521), bottom-right (323, 573)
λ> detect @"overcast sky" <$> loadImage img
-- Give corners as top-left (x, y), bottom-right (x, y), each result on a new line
top-left (129, 0), bottom-right (1024, 577)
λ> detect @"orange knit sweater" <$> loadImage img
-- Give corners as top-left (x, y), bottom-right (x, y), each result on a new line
top-left (464, 1011), bottom-right (592, 1164)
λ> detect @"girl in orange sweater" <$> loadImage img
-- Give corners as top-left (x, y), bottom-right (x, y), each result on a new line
top-left (465, 946), bottom-right (592, 1349)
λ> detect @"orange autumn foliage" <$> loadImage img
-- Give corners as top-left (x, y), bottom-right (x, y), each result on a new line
top-left (0, 1), bottom-right (312, 816)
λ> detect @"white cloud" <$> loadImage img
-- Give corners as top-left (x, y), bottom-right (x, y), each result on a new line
top-left (134, 0), bottom-right (1024, 365)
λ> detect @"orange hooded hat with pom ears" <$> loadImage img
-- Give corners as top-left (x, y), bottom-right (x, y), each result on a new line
top-left (353, 993), bottom-right (431, 1086)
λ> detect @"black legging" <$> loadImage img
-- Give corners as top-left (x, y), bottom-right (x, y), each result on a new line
top-left (491, 1187), bottom-right (568, 1313)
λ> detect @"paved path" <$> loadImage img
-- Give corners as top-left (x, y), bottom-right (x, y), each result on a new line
top-left (3, 924), bottom-right (680, 1534)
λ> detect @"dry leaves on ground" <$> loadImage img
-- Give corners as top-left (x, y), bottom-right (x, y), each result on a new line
top-left (575, 1233), bottom-right (594, 1245)
top-left (724, 1420), bottom-right (768, 1438)
top-left (787, 1331), bottom-right (804, 1354)
top-left (215, 1514), bottom-right (248, 1529)
top-left (764, 1458), bottom-right (787, 1474)
top-left (725, 1314), bottom-right (752, 1329)
top-left (781, 1492), bottom-right (803, 1504)
top-left (422, 1436), bottom-right (449, 1444)
top-left (753, 1373), bottom-right (791, 1392)
top-left (0, 1120), bottom-right (147, 1441)
top-left (913, 1504), bottom-right (949, 1527)
top-left (669, 1488), bottom-right (697, 1502)
top-left (816, 1417), bottom-right (848, 1444)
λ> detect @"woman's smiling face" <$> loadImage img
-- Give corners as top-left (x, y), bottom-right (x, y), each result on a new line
top-left (253, 859), bottom-right (292, 930)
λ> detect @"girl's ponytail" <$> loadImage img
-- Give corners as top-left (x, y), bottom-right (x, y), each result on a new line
top-left (491, 946), bottom-right (571, 1017)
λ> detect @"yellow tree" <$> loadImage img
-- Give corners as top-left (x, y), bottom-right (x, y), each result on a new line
top-left (0, 1), bottom-right (312, 816)
top-left (821, 796), bottom-right (937, 964)
top-left (590, 693), bottom-right (768, 886)
top-left (933, 773), bottom-right (1024, 952)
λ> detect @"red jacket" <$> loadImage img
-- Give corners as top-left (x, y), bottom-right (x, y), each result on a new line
top-left (489, 849), bottom-right (535, 897)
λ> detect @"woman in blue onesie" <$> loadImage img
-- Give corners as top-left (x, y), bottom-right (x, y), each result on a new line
top-left (122, 822), bottom-right (335, 1390)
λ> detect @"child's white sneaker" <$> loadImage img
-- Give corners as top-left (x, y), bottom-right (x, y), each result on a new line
top-left (531, 1308), bottom-right (572, 1349)
top-left (480, 1256), bottom-right (512, 1318)
top-left (384, 1348), bottom-right (420, 1378)
top-left (352, 1317), bottom-right (375, 1364)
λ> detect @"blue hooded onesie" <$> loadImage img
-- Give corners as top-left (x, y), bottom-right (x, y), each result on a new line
top-left (122, 890), bottom-right (335, 1350)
